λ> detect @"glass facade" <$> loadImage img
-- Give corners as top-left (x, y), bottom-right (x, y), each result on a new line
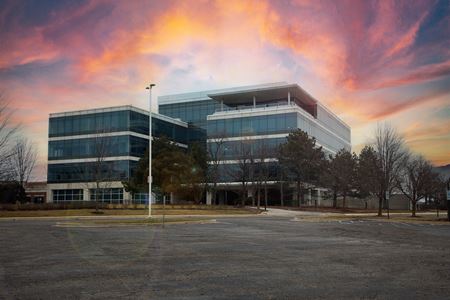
top-left (47, 108), bottom-right (187, 187)
top-left (296, 113), bottom-right (350, 153)
top-left (159, 100), bottom-right (222, 142)
top-left (159, 100), bottom-right (221, 129)
top-left (47, 85), bottom-right (351, 202)
top-left (49, 111), bottom-right (129, 137)
top-left (317, 105), bottom-right (350, 142)
top-left (49, 110), bottom-right (187, 145)
top-left (209, 138), bottom-right (287, 160)
top-left (205, 105), bottom-right (350, 184)
top-left (207, 113), bottom-right (297, 138)
top-left (48, 160), bottom-right (131, 183)
top-left (48, 135), bottom-right (141, 160)
top-left (216, 162), bottom-right (279, 183)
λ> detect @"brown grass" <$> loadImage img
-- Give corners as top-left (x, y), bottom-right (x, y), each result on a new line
top-left (294, 213), bottom-right (450, 225)
top-left (0, 207), bottom-right (260, 218)
top-left (55, 217), bottom-right (214, 227)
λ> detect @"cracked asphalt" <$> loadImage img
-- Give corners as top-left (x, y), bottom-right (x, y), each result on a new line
top-left (1, 215), bottom-right (449, 299)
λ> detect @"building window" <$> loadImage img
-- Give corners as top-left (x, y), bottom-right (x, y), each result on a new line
top-left (132, 193), bottom-right (149, 204)
top-left (47, 161), bottom-right (130, 183)
top-left (52, 189), bottom-right (83, 202)
top-left (89, 188), bottom-right (124, 203)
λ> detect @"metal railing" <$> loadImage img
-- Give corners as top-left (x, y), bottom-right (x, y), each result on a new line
top-left (214, 101), bottom-right (297, 113)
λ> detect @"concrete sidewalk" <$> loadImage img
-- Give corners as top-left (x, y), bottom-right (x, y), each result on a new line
top-left (343, 211), bottom-right (447, 217)
top-left (260, 207), bottom-right (334, 217)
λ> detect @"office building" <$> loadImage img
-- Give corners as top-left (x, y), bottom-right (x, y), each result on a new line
top-left (159, 82), bottom-right (351, 205)
top-left (46, 106), bottom-right (187, 203)
top-left (47, 83), bottom-right (350, 205)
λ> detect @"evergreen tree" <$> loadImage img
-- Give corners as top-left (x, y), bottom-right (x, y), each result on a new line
top-left (322, 149), bottom-right (357, 208)
top-left (123, 136), bottom-right (184, 199)
top-left (357, 145), bottom-right (380, 209)
top-left (278, 129), bottom-right (325, 206)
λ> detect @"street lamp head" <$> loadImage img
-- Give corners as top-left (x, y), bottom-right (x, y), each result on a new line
top-left (145, 83), bottom-right (156, 90)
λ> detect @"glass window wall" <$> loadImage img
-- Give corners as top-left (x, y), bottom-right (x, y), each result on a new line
top-left (215, 162), bottom-right (279, 183)
top-left (48, 160), bottom-right (131, 183)
top-left (89, 188), bottom-right (124, 203)
top-left (49, 111), bottom-right (129, 137)
top-left (208, 137), bottom-right (287, 160)
top-left (207, 113), bottom-right (297, 138)
top-left (48, 136), bottom-right (131, 160)
top-left (52, 189), bottom-right (83, 202)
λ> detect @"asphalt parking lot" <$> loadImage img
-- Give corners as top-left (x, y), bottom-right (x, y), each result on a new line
top-left (1, 216), bottom-right (449, 299)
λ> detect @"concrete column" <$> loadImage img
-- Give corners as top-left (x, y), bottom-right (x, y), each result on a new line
top-left (170, 192), bottom-right (174, 204)
top-left (308, 189), bottom-right (312, 205)
top-left (253, 96), bottom-right (256, 108)
top-left (47, 189), bottom-right (53, 203)
top-left (288, 91), bottom-right (291, 105)
top-left (206, 191), bottom-right (212, 205)
top-left (123, 190), bottom-right (131, 204)
top-left (83, 188), bottom-right (89, 202)
top-left (317, 189), bottom-right (321, 206)
top-left (221, 100), bottom-right (224, 111)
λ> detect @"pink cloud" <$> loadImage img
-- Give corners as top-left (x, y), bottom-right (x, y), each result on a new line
top-left (373, 61), bottom-right (450, 89)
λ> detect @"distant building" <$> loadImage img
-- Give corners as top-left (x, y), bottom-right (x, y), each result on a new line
top-left (46, 83), bottom-right (351, 205)
top-left (24, 181), bottom-right (47, 203)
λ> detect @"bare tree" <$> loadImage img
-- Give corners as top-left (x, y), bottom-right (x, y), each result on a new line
top-left (254, 140), bottom-right (272, 211)
top-left (10, 138), bottom-right (37, 186)
top-left (92, 135), bottom-right (113, 209)
top-left (373, 123), bottom-right (408, 216)
top-left (0, 95), bottom-right (19, 178)
top-left (78, 131), bottom-right (114, 211)
top-left (396, 155), bottom-right (435, 217)
top-left (227, 138), bottom-right (255, 206)
top-left (207, 133), bottom-right (226, 205)
top-left (275, 145), bottom-right (289, 207)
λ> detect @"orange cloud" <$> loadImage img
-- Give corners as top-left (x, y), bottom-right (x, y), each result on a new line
top-left (404, 119), bottom-right (450, 143)
top-left (1, 0), bottom-right (449, 175)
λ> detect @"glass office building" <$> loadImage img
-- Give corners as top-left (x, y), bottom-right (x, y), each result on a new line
top-left (159, 82), bottom-right (351, 205)
top-left (47, 83), bottom-right (351, 205)
top-left (46, 106), bottom-right (188, 203)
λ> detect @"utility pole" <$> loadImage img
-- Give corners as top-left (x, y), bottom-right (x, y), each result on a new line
top-left (146, 83), bottom-right (155, 218)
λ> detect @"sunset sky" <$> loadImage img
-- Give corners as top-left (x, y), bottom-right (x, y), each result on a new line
top-left (1, 0), bottom-right (449, 180)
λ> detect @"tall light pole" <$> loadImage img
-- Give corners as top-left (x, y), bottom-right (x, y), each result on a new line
top-left (146, 83), bottom-right (155, 217)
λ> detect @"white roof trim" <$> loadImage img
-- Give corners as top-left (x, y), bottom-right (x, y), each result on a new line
top-left (49, 105), bottom-right (188, 127)
top-left (158, 82), bottom-right (288, 105)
